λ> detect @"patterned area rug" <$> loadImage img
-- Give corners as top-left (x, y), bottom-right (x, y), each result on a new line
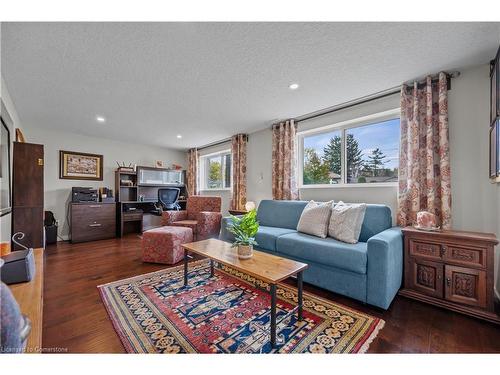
top-left (98, 260), bottom-right (384, 353)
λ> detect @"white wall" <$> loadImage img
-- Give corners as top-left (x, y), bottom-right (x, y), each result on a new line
top-left (449, 65), bottom-right (498, 233)
top-left (23, 126), bottom-right (186, 240)
top-left (447, 64), bottom-right (500, 295)
top-left (1, 76), bottom-right (23, 243)
top-left (246, 128), bottom-right (273, 207)
top-left (448, 65), bottom-right (500, 293)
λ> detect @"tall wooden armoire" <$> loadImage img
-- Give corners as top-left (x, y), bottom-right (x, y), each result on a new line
top-left (11, 142), bottom-right (44, 250)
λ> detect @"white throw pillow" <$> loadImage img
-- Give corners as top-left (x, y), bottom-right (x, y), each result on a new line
top-left (328, 201), bottom-right (367, 244)
top-left (297, 200), bottom-right (334, 238)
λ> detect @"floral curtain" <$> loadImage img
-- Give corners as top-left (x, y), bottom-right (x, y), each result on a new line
top-left (272, 119), bottom-right (299, 200)
top-left (230, 134), bottom-right (248, 210)
top-left (397, 72), bottom-right (452, 229)
top-left (186, 148), bottom-right (199, 196)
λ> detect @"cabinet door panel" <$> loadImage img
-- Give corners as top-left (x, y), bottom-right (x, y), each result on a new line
top-left (12, 142), bottom-right (44, 207)
top-left (408, 258), bottom-right (444, 298)
top-left (12, 207), bottom-right (44, 250)
top-left (444, 265), bottom-right (486, 308)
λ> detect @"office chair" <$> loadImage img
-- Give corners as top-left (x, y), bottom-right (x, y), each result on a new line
top-left (158, 188), bottom-right (181, 211)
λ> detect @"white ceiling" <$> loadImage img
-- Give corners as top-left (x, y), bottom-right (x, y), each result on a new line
top-left (1, 22), bottom-right (499, 150)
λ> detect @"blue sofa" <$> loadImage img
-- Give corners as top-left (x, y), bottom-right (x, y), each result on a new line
top-left (220, 200), bottom-right (403, 309)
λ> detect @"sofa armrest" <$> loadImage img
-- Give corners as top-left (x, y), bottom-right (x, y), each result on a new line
top-left (161, 210), bottom-right (187, 226)
top-left (366, 226), bottom-right (403, 309)
top-left (196, 211), bottom-right (222, 240)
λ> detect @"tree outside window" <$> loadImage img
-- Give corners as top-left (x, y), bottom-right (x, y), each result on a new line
top-left (301, 117), bottom-right (400, 185)
top-left (201, 151), bottom-right (232, 190)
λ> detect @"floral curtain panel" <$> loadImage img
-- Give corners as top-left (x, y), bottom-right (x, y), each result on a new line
top-left (230, 134), bottom-right (248, 210)
top-left (397, 72), bottom-right (452, 229)
top-left (186, 148), bottom-right (199, 196)
top-left (272, 119), bottom-right (299, 200)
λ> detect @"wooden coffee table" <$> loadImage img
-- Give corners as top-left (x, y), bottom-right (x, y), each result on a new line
top-left (181, 238), bottom-right (308, 348)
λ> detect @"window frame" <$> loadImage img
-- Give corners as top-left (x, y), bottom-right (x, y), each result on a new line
top-left (199, 149), bottom-right (232, 191)
top-left (297, 108), bottom-right (400, 189)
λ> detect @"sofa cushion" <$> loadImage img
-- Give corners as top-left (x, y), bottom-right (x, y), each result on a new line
top-left (328, 201), bottom-right (366, 243)
top-left (276, 232), bottom-right (368, 274)
top-left (297, 200), bottom-right (333, 238)
top-left (256, 200), bottom-right (308, 229)
top-left (255, 226), bottom-right (297, 252)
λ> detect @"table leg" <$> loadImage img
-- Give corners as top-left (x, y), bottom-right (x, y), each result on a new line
top-left (210, 259), bottom-right (214, 277)
top-left (297, 271), bottom-right (303, 321)
top-left (270, 283), bottom-right (277, 347)
top-left (183, 248), bottom-right (188, 287)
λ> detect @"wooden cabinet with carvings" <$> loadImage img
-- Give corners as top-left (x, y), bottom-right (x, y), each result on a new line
top-left (400, 227), bottom-right (499, 324)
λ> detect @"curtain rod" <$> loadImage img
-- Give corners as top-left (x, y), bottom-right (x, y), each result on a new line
top-left (196, 137), bottom-right (232, 151)
top-left (294, 86), bottom-right (401, 123)
top-left (292, 71), bottom-right (460, 124)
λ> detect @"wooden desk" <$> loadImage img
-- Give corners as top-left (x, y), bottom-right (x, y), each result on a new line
top-left (10, 248), bottom-right (44, 353)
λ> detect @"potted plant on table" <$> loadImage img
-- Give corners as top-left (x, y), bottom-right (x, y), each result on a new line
top-left (227, 210), bottom-right (259, 259)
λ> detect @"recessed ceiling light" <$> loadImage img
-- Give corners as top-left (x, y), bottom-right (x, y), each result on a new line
top-left (96, 116), bottom-right (106, 123)
top-left (176, 134), bottom-right (182, 139)
top-left (289, 83), bottom-right (299, 90)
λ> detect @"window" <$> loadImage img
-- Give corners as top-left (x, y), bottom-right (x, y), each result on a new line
top-left (200, 150), bottom-right (232, 190)
top-left (299, 110), bottom-right (400, 186)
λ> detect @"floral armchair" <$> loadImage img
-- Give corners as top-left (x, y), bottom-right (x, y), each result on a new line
top-left (161, 196), bottom-right (222, 240)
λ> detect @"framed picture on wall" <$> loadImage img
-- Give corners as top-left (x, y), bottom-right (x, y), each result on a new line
top-left (489, 45), bottom-right (500, 182)
top-left (497, 120), bottom-right (500, 177)
top-left (496, 47), bottom-right (500, 119)
top-left (59, 150), bottom-right (103, 180)
top-left (490, 123), bottom-right (497, 179)
top-left (0, 117), bottom-right (12, 216)
top-left (491, 61), bottom-right (497, 125)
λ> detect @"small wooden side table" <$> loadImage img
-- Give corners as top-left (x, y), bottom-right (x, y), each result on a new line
top-left (399, 227), bottom-right (499, 324)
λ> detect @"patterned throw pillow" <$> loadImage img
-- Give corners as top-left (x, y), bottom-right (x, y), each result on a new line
top-left (297, 200), bottom-right (334, 238)
top-left (328, 201), bottom-right (367, 244)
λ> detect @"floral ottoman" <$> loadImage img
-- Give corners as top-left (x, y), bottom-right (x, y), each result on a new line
top-left (142, 226), bottom-right (193, 265)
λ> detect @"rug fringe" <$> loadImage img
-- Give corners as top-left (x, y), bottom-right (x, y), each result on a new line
top-left (357, 319), bottom-right (385, 354)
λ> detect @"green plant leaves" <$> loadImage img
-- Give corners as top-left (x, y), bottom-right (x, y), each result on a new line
top-left (226, 209), bottom-right (259, 247)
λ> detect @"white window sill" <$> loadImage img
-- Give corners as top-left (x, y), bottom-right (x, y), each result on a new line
top-left (299, 182), bottom-right (398, 189)
top-left (200, 188), bottom-right (232, 192)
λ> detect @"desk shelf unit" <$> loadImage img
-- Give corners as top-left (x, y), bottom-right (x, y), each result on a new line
top-left (115, 167), bottom-right (187, 237)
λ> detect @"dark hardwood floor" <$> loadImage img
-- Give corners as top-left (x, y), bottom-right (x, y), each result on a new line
top-left (43, 235), bottom-right (500, 353)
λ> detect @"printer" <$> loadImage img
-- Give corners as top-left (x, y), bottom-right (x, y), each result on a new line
top-left (72, 187), bottom-right (99, 203)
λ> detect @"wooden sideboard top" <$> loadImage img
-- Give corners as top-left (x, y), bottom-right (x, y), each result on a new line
top-left (9, 248), bottom-right (44, 353)
top-left (401, 226), bottom-right (499, 244)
